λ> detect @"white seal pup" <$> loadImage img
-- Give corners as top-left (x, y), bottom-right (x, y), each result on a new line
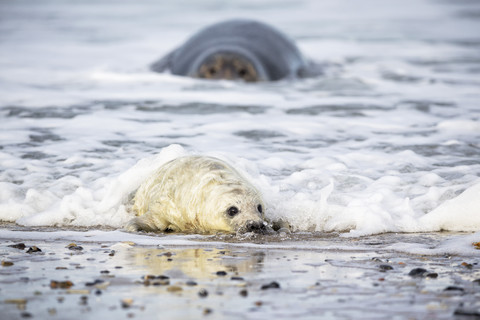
top-left (126, 156), bottom-right (267, 234)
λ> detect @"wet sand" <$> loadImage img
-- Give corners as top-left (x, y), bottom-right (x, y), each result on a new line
top-left (1, 229), bottom-right (480, 319)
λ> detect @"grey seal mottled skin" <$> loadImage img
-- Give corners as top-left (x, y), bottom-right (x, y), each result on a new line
top-left (150, 19), bottom-right (320, 82)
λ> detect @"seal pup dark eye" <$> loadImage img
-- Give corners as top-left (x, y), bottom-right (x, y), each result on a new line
top-left (257, 204), bottom-right (263, 213)
top-left (227, 206), bottom-right (239, 217)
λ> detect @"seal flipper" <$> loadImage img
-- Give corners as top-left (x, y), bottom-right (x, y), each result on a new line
top-left (150, 49), bottom-right (176, 73)
top-left (125, 211), bottom-right (169, 232)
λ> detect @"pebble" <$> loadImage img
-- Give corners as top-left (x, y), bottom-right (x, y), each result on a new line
top-left (203, 308), bottom-right (212, 315)
top-left (239, 289), bottom-right (248, 297)
top-left (379, 264), bottom-right (393, 271)
top-left (85, 279), bottom-right (105, 286)
top-left (167, 286), bottom-right (182, 293)
top-left (66, 243), bottom-right (83, 251)
top-left (408, 268), bottom-right (428, 277)
top-left (50, 280), bottom-right (74, 289)
top-left (1, 261), bottom-right (14, 267)
top-left (121, 298), bottom-right (134, 309)
top-left (444, 286), bottom-right (464, 292)
top-left (261, 281), bottom-right (280, 290)
top-left (8, 243), bottom-right (26, 250)
top-left (26, 246), bottom-right (42, 253)
top-left (231, 276), bottom-right (244, 281)
top-left (186, 280), bottom-right (198, 286)
top-left (198, 289), bottom-right (208, 298)
top-left (216, 271), bottom-right (227, 276)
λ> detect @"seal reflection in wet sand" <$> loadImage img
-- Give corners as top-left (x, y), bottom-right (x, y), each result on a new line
top-left (126, 156), bottom-right (267, 234)
top-left (150, 19), bottom-right (321, 82)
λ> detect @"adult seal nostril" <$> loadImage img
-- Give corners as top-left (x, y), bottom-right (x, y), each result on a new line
top-left (150, 19), bottom-right (322, 82)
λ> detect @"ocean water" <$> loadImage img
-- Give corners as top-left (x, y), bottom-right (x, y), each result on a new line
top-left (1, 0), bottom-right (480, 238)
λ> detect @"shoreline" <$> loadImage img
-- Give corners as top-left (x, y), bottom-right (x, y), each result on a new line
top-left (1, 229), bottom-right (480, 319)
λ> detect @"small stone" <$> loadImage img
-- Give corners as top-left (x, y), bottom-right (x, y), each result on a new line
top-left (461, 262), bottom-right (473, 269)
top-left (261, 281), bottom-right (280, 290)
top-left (239, 289), bottom-right (248, 297)
top-left (198, 289), bottom-right (208, 298)
top-left (203, 308), bottom-right (212, 315)
top-left (8, 243), bottom-right (26, 250)
top-left (20, 312), bottom-right (32, 318)
top-left (408, 268), bottom-right (427, 277)
top-left (109, 250), bottom-right (115, 256)
top-left (444, 286), bottom-right (464, 292)
top-left (216, 271), bottom-right (227, 276)
top-left (255, 301), bottom-right (263, 307)
top-left (379, 264), bottom-right (393, 271)
top-left (152, 279), bottom-right (170, 286)
top-left (100, 270), bottom-right (110, 274)
top-left (166, 286), bottom-right (182, 293)
top-left (66, 243), bottom-right (83, 251)
top-left (1, 261), bottom-right (14, 267)
top-left (95, 289), bottom-right (102, 295)
top-left (156, 275), bottom-right (170, 280)
top-left (55, 267), bottom-right (67, 270)
top-left (85, 279), bottom-right (105, 286)
top-left (50, 280), bottom-right (74, 289)
top-left (26, 246), bottom-right (42, 253)
top-left (121, 298), bottom-right (134, 308)
top-left (231, 276), bottom-right (244, 281)
top-left (426, 273), bottom-right (438, 279)
top-left (186, 280), bottom-right (197, 286)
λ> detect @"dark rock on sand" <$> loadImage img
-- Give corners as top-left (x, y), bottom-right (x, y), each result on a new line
top-left (216, 271), bottom-right (227, 276)
top-left (408, 268), bottom-right (428, 277)
top-left (26, 246), bottom-right (41, 253)
top-left (261, 281), bottom-right (280, 290)
top-left (50, 280), bottom-right (74, 289)
top-left (8, 243), bottom-right (26, 250)
top-left (444, 286), bottom-right (464, 292)
top-left (379, 264), bottom-right (393, 271)
top-left (198, 288), bottom-right (209, 298)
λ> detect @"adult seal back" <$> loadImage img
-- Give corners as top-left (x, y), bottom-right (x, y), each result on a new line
top-left (150, 19), bottom-right (320, 82)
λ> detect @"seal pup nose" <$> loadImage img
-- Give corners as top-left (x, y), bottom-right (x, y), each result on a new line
top-left (245, 220), bottom-right (267, 234)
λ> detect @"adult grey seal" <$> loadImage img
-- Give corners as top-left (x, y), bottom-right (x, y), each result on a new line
top-left (150, 19), bottom-right (320, 82)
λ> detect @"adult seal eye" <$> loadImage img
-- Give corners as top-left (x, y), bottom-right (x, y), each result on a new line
top-left (257, 204), bottom-right (263, 213)
top-left (227, 206), bottom-right (239, 217)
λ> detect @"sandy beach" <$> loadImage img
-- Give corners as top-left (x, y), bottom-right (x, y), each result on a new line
top-left (1, 228), bottom-right (480, 319)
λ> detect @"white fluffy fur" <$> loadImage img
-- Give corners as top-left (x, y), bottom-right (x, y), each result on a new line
top-left (126, 156), bottom-right (265, 234)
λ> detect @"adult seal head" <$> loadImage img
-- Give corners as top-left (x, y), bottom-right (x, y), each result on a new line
top-left (150, 19), bottom-right (319, 82)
